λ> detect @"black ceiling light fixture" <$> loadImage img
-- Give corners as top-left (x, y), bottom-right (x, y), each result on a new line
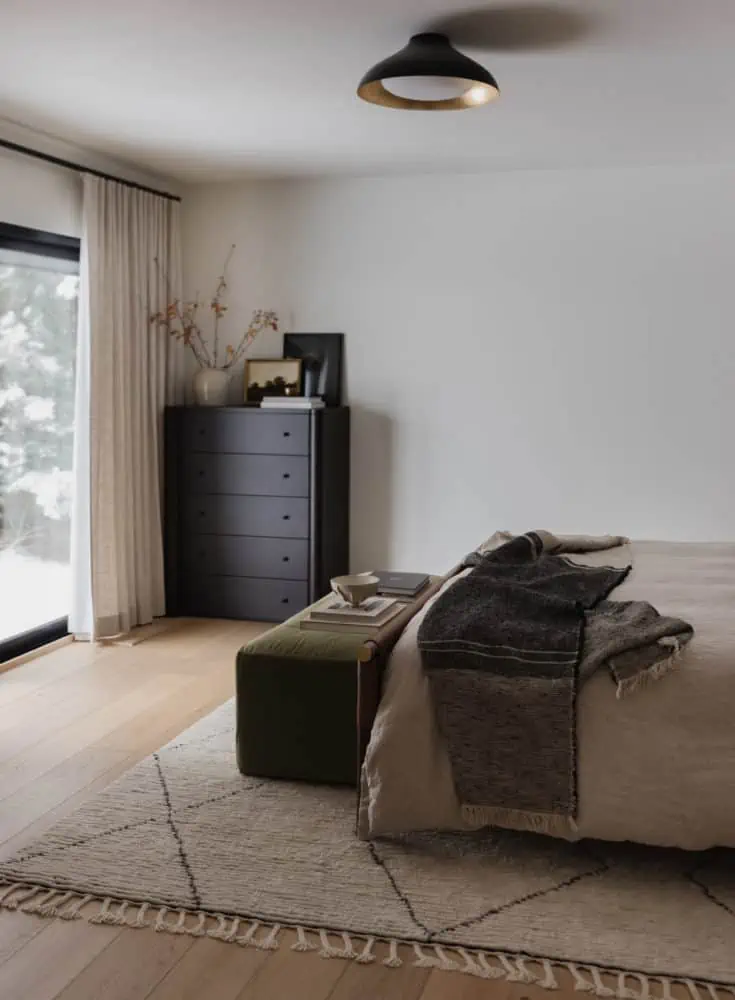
top-left (357, 32), bottom-right (499, 111)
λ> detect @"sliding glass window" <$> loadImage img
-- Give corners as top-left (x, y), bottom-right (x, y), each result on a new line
top-left (0, 223), bottom-right (80, 662)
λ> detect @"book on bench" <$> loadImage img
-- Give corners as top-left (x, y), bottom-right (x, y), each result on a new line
top-left (300, 596), bottom-right (404, 633)
top-left (372, 571), bottom-right (430, 598)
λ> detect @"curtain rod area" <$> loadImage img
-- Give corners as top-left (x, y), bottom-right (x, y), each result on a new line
top-left (0, 137), bottom-right (182, 203)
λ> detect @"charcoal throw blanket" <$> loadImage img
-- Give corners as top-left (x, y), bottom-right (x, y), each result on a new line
top-left (417, 531), bottom-right (694, 834)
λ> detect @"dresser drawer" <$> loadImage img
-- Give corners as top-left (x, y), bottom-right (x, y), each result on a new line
top-left (184, 577), bottom-right (308, 621)
top-left (183, 494), bottom-right (309, 538)
top-left (183, 410), bottom-right (309, 456)
top-left (183, 536), bottom-right (308, 580)
top-left (182, 452), bottom-right (309, 498)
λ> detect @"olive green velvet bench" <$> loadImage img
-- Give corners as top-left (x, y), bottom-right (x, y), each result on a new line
top-left (235, 582), bottom-right (447, 787)
top-left (235, 598), bottom-right (365, 785)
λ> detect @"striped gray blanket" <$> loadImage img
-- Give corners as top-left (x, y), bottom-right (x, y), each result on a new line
top-left (417, 531), bottom-right (693, 833)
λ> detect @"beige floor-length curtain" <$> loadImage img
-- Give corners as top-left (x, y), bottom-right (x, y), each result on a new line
top-left (69, 175), bottom-right (184, 639)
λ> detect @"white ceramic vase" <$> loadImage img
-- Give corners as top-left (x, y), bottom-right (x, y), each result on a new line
top-left (193, 367), bottom-right (231, 406)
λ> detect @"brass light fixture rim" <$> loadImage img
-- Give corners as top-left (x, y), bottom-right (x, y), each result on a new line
top-left (357, 31), bottom-right (500, 111)
top-left (357, 78), bottom-right (499, 111)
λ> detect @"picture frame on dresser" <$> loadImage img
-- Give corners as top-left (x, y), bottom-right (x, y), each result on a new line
top-left (244, 357), bottom-right (302, 404)
top-left (283, 333), bottom-right (343, 407)
top-left (164, 406), bottom-right (350, 623)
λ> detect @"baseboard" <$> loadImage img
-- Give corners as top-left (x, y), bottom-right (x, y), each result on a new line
top-left (0, 634), bottom-right (75, 675)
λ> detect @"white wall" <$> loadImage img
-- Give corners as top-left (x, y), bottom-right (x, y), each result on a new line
top-left (0, 118), bottom-right (180, 238)
top-left (0, 146), bottom-right (82, 236)
top-left (183, 165), bottom-right (735, 574)
top-left (182, 181), bottom-right (287, 404)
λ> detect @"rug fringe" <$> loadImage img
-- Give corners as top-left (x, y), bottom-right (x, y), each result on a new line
top-left (1, 879), bottom-right (734, 998)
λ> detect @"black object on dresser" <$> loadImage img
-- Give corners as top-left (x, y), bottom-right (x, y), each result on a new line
top-left (165, 406), bottom-right (350, 622)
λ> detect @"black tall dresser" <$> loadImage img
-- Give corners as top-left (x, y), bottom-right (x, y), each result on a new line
top-left (165, 406), bottom-right (349, 622)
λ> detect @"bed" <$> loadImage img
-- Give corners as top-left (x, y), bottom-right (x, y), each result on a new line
top-left (357, 537), bottom-right (735, 850)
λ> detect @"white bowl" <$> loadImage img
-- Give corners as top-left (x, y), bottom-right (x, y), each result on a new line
top-left (330, 573), bottom-right (380, 607)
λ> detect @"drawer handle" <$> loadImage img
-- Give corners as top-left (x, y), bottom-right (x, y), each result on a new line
top-left (281, 597), bottom-right (290, 604)
top-left (282, 514), bottom-right (291, 521)
top-left (198, 470), bottom-right (204, 477)
top-left (282, 473), bottom-right (291, 479)
top-left (198, 428), bottom-right (205, 435)
top-left (198, 510), bottom-right (205, 517)
top-left (283, 431), bottom-right (291, 438)
top-left (282, 556), bottom-right (290, 562)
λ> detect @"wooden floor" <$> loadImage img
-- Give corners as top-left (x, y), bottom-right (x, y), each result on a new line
top-left (0, 619), bottom-right (570, 1000)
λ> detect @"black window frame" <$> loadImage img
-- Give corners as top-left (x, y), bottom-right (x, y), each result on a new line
top-left (0, 222), bottom-right (80, 262)
top-left (0, 221), bottom-right (81, 665)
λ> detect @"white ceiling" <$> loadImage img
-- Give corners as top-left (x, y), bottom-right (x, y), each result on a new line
top-left (2, 0), bottom-right (735, 181)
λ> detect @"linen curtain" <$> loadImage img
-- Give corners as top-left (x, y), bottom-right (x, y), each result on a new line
top-left (69, 175), bottom-right (184, 639)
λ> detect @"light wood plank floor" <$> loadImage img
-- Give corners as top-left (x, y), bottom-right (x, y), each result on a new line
top-left (0, 619), bottom-right (575, 1000)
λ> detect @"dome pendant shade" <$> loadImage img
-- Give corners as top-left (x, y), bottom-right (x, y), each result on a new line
top-left (357, 33), bottom-right (499, 110)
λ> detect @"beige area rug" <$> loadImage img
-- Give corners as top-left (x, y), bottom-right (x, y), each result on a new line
top-left (1, 701), bottom-right (734, 998)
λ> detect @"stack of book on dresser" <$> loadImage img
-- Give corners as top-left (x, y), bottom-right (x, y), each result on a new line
top-left (300, 596), bottom-right (404, 634)
top-left (260, 396), bottom-right (325, 410)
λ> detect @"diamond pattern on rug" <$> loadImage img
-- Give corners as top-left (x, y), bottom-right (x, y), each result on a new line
top-left (152, 754), bottom-right (201, 908)
top-left (688, 853), bottom-right (735, 919)
top-left (370, 830), bottom-right (608, 938)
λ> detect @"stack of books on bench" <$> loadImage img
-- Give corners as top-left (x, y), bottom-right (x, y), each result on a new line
top-left (300, 596), bottom-right (404, 633)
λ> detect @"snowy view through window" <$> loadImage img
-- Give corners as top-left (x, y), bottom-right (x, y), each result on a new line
top-left (0, 247), bottom-right (78, 642)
